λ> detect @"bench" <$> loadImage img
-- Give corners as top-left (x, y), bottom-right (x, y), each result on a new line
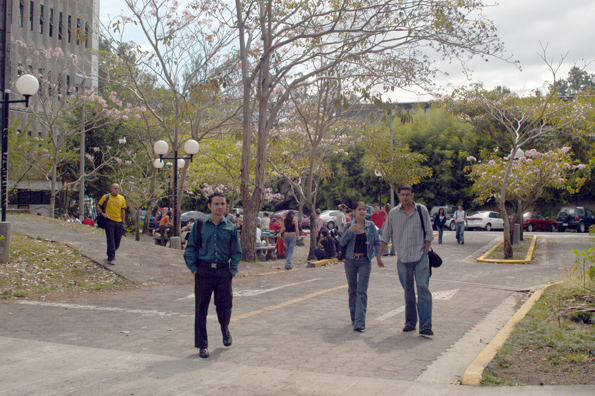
top-left (307, 257), bottom-right (339, 268)
top-left (153, 232), bottom-right (171, 246)
top-left (154, 230), bottom-right (191, 249)
top-left (255, 245), bottom-right (277, 260)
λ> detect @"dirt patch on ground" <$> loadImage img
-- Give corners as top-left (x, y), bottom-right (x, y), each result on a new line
top-left (489, 346), bottom-right (595, 385)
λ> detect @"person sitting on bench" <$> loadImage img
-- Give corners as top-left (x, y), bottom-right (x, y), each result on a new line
top-left (157, 211), bottom-right (173, 245)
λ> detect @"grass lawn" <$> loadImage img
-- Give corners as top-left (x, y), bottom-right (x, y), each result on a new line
top-left (0, 233), bottom-right (134, 299)
top-left (482, 274), bottom-right (595, 385)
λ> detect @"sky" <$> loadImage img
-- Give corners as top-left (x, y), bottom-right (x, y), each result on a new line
top-left (99, 0), bottom-right (595, 102)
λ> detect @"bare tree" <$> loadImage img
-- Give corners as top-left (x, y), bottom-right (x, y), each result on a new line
top-left (231, 0), bottom-right (508, 260)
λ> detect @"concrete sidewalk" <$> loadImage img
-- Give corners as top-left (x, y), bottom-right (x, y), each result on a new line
top-left (3, 215), bottom-right (594, 395)
top-left (9, 215), bottom-right (297, 285)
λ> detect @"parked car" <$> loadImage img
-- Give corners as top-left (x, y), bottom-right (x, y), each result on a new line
top-left (320, 210), bottom-right (341, 230)
top-left (519, 212), bottom-right (556, 232)
top-left (180, 210), bottom-right (206, 227)
top-left (430, 205), bottom-right (458, 231)
top-left (467, 211), bottom-right (504, 231)
top-left (270, 210), bottom-right (311, 229)
top-left (555, 206), bottom-right (595, 233)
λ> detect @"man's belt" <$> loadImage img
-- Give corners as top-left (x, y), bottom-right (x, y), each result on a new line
top-left (200, 261), bottom-right (229, 269)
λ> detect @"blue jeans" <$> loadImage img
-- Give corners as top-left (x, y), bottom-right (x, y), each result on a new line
top-left (456, 222), bottom-right (465, 243)
top-left (397, 254), bottom-right (432, 331)
top-left (344, 257), bottom-right (372, 329)
top-left (437, 226), bottom-right (444, 244)
top-left (284, 236), bottom-right (297, 269)
top-left (314, 248), bottom-right (329, 260)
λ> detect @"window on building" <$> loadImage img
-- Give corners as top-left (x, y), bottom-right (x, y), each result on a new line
top-left (76, 18), bottom-right (80, 45)
top-left (58, 12), bottom-right (63, 40)
top-left (49, 8), bottom-right (53, 37)
top-left (85, 23), bottom-right (89, 48)
top-left (19, 1), bottom-right (24, 27)
top-left (66, 75), bottom-right (70, 94)
top-left (29, 1), bottom-right (34, 31)
top-left (68, 15), bottom-right (71, 43)
top-left (39, 5), bottom-right (44, 34)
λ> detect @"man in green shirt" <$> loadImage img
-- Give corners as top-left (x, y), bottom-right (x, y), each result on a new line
top-left (184, 193), bottom-right (242, 358)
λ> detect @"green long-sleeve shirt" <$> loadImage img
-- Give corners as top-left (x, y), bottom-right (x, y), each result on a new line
top-left (184, 215), bottom-right (242, 276)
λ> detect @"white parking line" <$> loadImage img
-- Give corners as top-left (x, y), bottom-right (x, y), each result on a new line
top-left (175, 278), bottom-right (323, 300)
top-left (375, 289), bottom-right (459, 322)
top-left (15, 301), bottom-right (188, 317)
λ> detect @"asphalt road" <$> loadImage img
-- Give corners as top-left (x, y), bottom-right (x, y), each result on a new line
top-left (1, 219), bottom-right (593, 395)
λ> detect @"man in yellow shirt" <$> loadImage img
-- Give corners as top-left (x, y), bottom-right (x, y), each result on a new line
top-left (96, 183), bottom-right (127, 265)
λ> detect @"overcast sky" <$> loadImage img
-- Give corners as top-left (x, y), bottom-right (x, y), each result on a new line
top-left (100, 0), bottom-right (595, 102)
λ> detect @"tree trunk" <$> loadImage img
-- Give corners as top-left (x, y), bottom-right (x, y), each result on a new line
top-left (240, 192), bottom-right (261, 262)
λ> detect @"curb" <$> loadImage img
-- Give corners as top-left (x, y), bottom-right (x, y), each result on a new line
top-left (476, 234), bottom-right (537, 264)
top-left (307, 258), bottom-right (339, 268)
top-left (461, 282), bottom-right (556, 385)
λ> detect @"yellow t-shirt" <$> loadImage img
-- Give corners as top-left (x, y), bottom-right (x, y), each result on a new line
top-left (98, 194), bottom-right (127, 223)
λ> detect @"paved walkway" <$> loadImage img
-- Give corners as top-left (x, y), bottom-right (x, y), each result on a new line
top-left (2, 215), bottom-right (595, 395)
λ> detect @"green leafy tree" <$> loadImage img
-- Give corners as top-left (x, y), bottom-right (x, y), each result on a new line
top-left (392, 106), bottom-right (477, 207)
top-left (361, 124), bottom-right (433, 193)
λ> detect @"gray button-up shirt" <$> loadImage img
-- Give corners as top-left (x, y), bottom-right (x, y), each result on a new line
top-left (381, 203), bottom-right (434, 263)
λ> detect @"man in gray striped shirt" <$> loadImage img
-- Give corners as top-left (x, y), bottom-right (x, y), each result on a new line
top-left (377, 184), bottom-right (434, 336)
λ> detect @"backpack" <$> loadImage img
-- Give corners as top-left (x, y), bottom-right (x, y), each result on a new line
top-left (95, 194), bottom-right (110, 228)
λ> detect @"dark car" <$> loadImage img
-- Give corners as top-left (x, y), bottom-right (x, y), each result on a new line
top-left (556, 206), bottom-right (595, 233)
top-left (270, 210), bottom-right (311, 229)
top-left (180, 210), bottom-right (206, 227)
top-left (521, 212), bottom-right (556, 232)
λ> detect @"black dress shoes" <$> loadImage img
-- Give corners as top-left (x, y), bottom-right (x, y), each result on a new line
top-left (223, 330), bottom-right (232, 347)
top-left (403, 325), bottom-right (416, 332)
top-left (199, 348), bottom-right (209, 358)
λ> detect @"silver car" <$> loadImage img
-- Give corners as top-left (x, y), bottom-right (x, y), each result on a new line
top-left (467, 211), bottom-right (504, 231)
top-left (320, 210), bottom-right (341, 229)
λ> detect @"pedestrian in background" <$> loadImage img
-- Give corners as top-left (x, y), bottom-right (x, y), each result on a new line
top-left (184, 193), bottom-right (242, 359)
top-left (340, 201), bottom-right (380, 332)
top-left (315, 208), bottom-right (324, 241)
top-left (280, 211), bottom-right (299, 270)
top-left (96, 183), bottom-right (127, 265)
top-left (434, 208), bottom-right (447, 244)
top-left (383, 203), bottom-right (396, 256)
top-left (261, 212), bottom-right (270, 231)
top-left (454, 205), bottom-right (468, 245)
top-left (336, 204), bottom-right (347, 233)
top-left (378, 184), bottom-right (434, 337)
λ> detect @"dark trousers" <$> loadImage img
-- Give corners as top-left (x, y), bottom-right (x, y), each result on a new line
top-left (105, 219), bottom-right (124, 261)
top-left (194, 271), bottom-right (233, 349)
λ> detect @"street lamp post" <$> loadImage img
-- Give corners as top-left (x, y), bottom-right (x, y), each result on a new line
top-left (374, 169), bottom-right (382, 205)
top-left (0, 73), bottom-right (39, 262)
top-left (153, 139), bottom-right (199, 242)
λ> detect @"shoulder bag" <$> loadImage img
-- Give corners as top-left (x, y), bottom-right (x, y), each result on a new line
top-left (96, 194), bottom-right (110, 228)
top-left (417, 205), bottom-right (443, 271)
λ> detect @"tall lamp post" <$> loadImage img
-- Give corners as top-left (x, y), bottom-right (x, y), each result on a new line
top-left (0, 73), bottom-right (39, 262)
top-left (374, 169), bottom-right (383, 205)
top-left (153, 139), bottom-right (199, 242)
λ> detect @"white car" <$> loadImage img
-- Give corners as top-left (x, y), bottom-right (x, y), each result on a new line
top-left (467, 211), bottom-right (505, 231)
top-left (320, 210), bottom-right (341, 229)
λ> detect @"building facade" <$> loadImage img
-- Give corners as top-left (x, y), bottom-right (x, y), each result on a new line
top-left (3, 0), bottom-right (99, 215)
